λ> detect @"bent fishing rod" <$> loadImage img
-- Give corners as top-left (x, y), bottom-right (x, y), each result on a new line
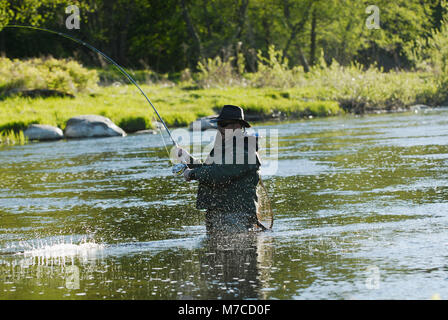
top-left (3, 25), bottom-right (177, 148)
top-left (3, 25), bottom-right (274, 229)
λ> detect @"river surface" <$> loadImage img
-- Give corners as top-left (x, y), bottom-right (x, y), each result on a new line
top-left (1, 108), bottom-right (448, 300)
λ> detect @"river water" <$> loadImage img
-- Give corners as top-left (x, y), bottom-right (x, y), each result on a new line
top-left (1, 108), bottom-right (448, 300)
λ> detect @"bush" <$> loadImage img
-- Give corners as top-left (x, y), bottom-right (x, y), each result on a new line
top-left (196, 56), bottom-right (244, 88)
top-left (249, 45), bottom-right (304, 88)
top-left (317, 61), bottom-right (434, 111)
top-left (192, 45), bottom-right (437, 110)
top-left (162, 112), bottom-right (197, 127)
top-left (0, 57), bottom-right (99, 96)
top-left (97, 66), bottom-right (173, 86)
top-left (405, 7), bottom-right (448, 105)
top-left (118, 116), bottom-right (152, 132)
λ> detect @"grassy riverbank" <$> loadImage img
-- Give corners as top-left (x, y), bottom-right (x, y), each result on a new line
top-left (1, 53), bottom-right (446, 146)
top-left (0, 84), bottom-right (341, 133)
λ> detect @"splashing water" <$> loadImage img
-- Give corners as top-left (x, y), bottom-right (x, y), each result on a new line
top-left (17, 237), bottom-right (105, 266)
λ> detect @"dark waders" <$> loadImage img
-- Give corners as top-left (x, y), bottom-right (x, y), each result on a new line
top-left (205, 210), bottom-right (266, 234)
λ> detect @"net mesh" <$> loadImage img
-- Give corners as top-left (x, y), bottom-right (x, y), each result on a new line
top-left (256, 179), bottom-right (274, 230)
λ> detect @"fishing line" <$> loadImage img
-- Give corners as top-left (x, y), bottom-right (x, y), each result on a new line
top-left (3, 25), bottom-right (274, 229)
top-left (2, 25), bottom-right (178, 153)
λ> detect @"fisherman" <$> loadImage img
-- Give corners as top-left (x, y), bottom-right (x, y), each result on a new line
top-left (176, 105), bottom-right (264, 234)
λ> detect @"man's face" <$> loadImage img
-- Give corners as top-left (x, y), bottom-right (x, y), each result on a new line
top-left (217, 121), bottom-right (243, 137)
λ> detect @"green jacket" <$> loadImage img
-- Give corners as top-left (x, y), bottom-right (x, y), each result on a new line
top-left (188, 136), bottom-right (260, 215)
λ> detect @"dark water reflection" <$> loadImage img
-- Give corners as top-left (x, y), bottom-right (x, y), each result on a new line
top-left (1, 108), bottom-right (448, 299)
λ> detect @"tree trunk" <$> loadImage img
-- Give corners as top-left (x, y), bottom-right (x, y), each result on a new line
top-left (119, 6), bottom-right (133, 66)
top-left (393, 48), bottom-right (401, 70)
top-left (309, 7), bottom-right (317, 66)
top-left (282, 0), bottom-right (311, 71)
top-left (203, 0), bottom-right (212, 38)
top-left (283, 14), bottom-right (309, 60)
top-left (0, 30), bottom-right (4, 55)
top-left (296, 44), bottom-right (310, 72)
top-left (234, 0), bottom-right (249, 41)
top-left (262, 16), bottom-right (271, 48)
top-left (180, 0), bottom-right (202, 68)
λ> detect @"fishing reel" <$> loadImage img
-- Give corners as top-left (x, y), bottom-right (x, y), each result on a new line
top-left (172, 163), bottom-right (188, 175)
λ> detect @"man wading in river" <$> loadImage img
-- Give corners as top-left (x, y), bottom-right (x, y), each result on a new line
top-left (176, 105), bottom-right (265, 233)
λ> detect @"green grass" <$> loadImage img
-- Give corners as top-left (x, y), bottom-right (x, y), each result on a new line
top-left (0, 85), bottom-right (344, 134)
top-left (0, 129), bottom-right (27, 146)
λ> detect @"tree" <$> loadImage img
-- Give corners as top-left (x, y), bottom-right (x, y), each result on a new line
top-left (355, 0), bottom-right (432, 70)
top-left (280, 0), bottom-right (312, 71)
top-left (0, 0), bottom-right (440, 72)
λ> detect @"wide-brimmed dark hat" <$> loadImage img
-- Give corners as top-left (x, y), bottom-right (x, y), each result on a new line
top-left (210, 105), bottom-right (251, 128)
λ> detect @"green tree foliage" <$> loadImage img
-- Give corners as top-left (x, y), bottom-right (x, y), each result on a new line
top-left (406, 1), bottom-right (448, 104)
top-left (2, 0), bottom-right (90, 26)
top-left (0, 0), bottom-right (446, 73)
top-left (0, 0), bottom-right (13, 28)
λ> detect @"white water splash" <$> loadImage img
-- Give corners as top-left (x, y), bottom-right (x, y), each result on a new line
top-left (17, 237), bottom-right (105, 266)
top-left (24, 242), bottom-right (103, 258)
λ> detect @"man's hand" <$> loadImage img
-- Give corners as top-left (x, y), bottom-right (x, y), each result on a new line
top-left (176, 147), bottom-right (191, 164)
top-left (183, 168), bottom-right (193, 181)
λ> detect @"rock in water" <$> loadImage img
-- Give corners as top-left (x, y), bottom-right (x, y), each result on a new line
top-left (65, 115), bottom-right (126, 138)
top-left (133, 129), bottom-right (158, 135)
top-left (409, 104), bottom-right (430, 112)
top-left (188, 115), bottom-right (218, 131)
top-left (24, 124), bottom-right (64, 141)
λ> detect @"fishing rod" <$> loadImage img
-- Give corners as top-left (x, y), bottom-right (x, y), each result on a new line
top-left (3, 25), bottom-right (274, 231)
top-left (2, 25), bottom-right (178, 148)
